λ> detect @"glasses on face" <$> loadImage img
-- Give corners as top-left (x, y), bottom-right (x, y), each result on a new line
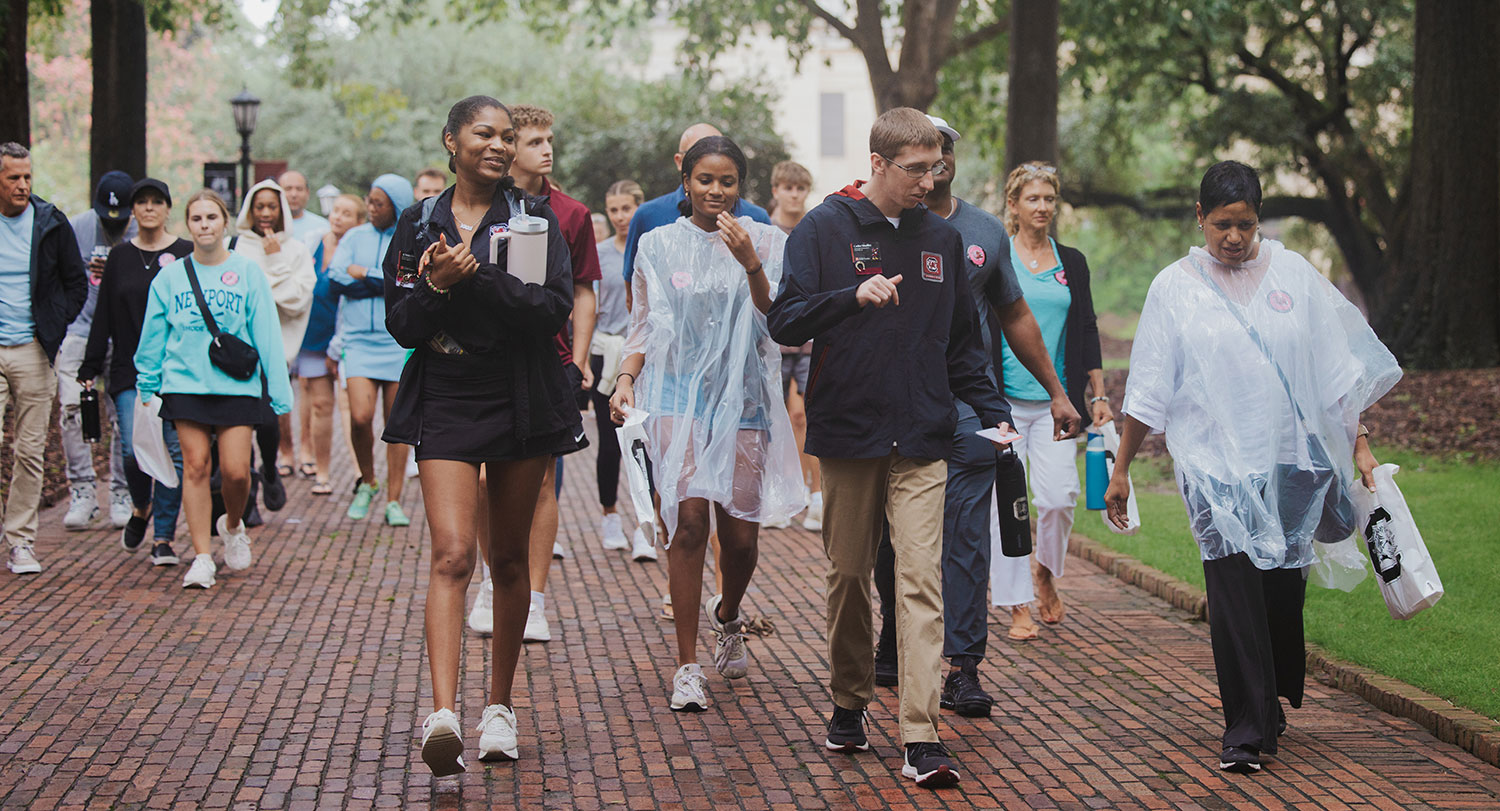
top-left (1020, 163), bottom-right (1057, 175)
top-left (882, 156), bottom-right (949, 179)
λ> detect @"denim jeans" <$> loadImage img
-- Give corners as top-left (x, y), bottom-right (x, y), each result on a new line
top-left (113, 389), bottom-right (183, 541)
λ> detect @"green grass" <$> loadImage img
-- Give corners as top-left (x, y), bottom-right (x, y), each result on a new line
top-left (1071, 446), bottom-right (1500, 721)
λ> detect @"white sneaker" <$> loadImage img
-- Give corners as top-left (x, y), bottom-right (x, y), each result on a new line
top-left (63, 482), bottom-right (99, 531)
top-left (467, 580), bottom-right (494, 635)
top-left (762, 514), bottom-right (791, 530)
top-left (182, 554), bottom-right (216, 588)
top-left (552, 540), bottom-right (566, 559)
top-left (670, 664), bottom-right (709, 712)
top-left (706, 593), bottom-right (750, 679)
top-left (601, 513), bottom-right (629, 550)
top-left (108, 488), bottom-right (133, 528)
top-left (523, 602), bottom-right (551, 642)
top-left (7, 545), bottom-right (42, 574)
top-left (476, 703), bottom-right (519, 761)
top-left (216, 514), bottom-right (253, 571)
top-left (801, 491), bottom-right (824, 532)
top-left (631, 528), bottom-right (658, 562)
top-left (420, 709), bottom-right (466, 776)
top-left (405, 456), bottom-right (419, 479)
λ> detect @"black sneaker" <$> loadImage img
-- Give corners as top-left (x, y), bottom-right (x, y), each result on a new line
top-left (120, 515), bottom-right (149, 553)
top-left (150, 542), bottom-right (180, 566)
top-left (262, 468), bottom-right (287, 512)
top-left (1277, 704), bottom-right (1287, 736)
top-left (824, 705), bottom-right (869, 753)
top-left (940, 667), bottom-right (993, 717)
top-left (1219, 745), bottom-right (1261, 774)
top-left (874, 642), bottom-right (898, 688)
top-left (902, 742), bottom-right (961, 788)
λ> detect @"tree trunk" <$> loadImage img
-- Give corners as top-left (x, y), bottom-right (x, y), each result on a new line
top-left (89, 0), bottom-right (147, 190)
top-left (0, 0), bottom-right (28, 147)
top-left (1380, 0), bottom-right (1500, 368)
top-left (1005, 0), bottom-right (1058, 174)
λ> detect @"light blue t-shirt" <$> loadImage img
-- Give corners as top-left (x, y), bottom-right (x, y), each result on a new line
top-left (1000, 236), bottom-right (1069, 400)
top-left (0, 204), bottom-right (35, 346)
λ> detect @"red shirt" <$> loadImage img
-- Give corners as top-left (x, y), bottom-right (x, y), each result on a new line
top-left (539, 179), bottom-right (601, 365)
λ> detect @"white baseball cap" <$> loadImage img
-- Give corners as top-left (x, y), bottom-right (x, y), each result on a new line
top-left (925, 114), bottom-right (961, 144)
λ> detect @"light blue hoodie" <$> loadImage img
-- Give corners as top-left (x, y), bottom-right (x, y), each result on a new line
top-left (328, 174), bottom-right (413, 335)
top-left (134, 252), bottom-right (294, 414)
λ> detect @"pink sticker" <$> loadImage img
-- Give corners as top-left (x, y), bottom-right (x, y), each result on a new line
top-left (158, 253), bottom-right (176, 266)
top-left (671, 271), bottom-right (692, 289)
top-left (1056, 269), bottom-right (1068, 286)
top-left (221, 270), bottom-right (239, 286)
top-left (967, 244), bottom-right (985, 266)
top-left (1267, 289), bottom-right (1293, 313)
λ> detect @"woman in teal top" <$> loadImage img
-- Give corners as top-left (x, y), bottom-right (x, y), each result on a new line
top-left (135, 190), bottom-right (292, 590)
top-left (990, 163), bottom-right (1109, 639)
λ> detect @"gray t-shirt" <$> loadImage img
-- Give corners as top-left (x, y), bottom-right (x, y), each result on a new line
top-left (946, 198), bottom-right (1022, 359)
top-left (68, 209), bottom-right (137, 338)
top-left (595, 239), bottom-right (630, 337)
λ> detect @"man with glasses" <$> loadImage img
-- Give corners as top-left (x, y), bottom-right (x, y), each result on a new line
top-left (769, 108), bottom-right (1013, 789)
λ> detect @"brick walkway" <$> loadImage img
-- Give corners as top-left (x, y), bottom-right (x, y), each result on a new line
top-left (2, 427), bottom-right (1498, 810)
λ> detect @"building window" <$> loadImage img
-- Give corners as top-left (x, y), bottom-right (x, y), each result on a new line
top-left (820, 92), bottom-right (845, 157)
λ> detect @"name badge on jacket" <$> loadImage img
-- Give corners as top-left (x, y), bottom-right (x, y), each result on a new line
top-left (850, 242), bottom-right (882, 276)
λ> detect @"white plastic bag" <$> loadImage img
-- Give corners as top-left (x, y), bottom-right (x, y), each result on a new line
top-left (1308, 534), bottom-right (1368, 592)
top-left (132, 395), bottom-right (179, 488)
top-left (615, 406), bottom-right (657, 549)
top-left (1352, 463), bottom-right (1443, 620)
top-left (1099, 421), bottom-right (1140, 535)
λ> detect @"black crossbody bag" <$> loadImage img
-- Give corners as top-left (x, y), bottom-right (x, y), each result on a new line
top-left (185, 257), bottom-right (261, 381)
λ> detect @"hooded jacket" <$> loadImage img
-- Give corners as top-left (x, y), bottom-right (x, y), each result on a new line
top-left (328, 174), bottom-right (414, 338)
top-left (233, 178), bottom-right (316, 363)
top-left (767, 183), bottom-right (1010, 460)
top-left (16, 195), bottom-right (89, 363)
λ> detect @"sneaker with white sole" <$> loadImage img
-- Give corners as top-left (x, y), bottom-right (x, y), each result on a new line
top-left (801, 491), bottom-right (824, 532)
top-left (670, 664), bottom-right (709, 712)
top-left (182, 554), bottom-right (216, 588)
top-left (601, 513), bottom-right (629, 550)
top-left (7, 545), bottom-right (41, 574)
top-left (420, 709), bottom-right (466, 776)
top-left (476, 703), bottom-right (519, 761)
top-left (216, 515), bottom-right (252, 571)
top-left (63, 482), bottom-right (99, 531)
top-left (150, 542), bottom-right (180, 566)
top-left (631, 528), bottom-right (658, 562)
top-left (552, 540), bottom-right (566, 559)
top-left (523, 602), bottom-right (551, 642)
top-left (109, 488), bottom-right (133, 528)
top-left (706, 593), bottom-right (749, 679)
top-left (903, 741), bottom-right (961, 788)
top-left (468, 580), bottom-right (494, 635)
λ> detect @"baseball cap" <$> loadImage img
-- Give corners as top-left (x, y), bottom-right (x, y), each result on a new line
top-left (925, 115), bottom-right (961, 145)
top-left (130, 177), bottom-right (172, 208)
top-left (93, 171), bottom-right (135, 224)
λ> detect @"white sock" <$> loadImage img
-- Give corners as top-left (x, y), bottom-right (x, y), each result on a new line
top-left (481, 561), bottom-right (491, 581)
top-left (531, 591), bottom-right (545, 611)
top-left (810, 491), bottom-right (823, 508)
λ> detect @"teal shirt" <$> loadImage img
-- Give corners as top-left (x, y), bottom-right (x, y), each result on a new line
top-left (1000, 236), bottom-right (1068, 400)
top-left (134, 252), bottom-right (294, 414)
top-left (0, 204), bottom-right (35, 345)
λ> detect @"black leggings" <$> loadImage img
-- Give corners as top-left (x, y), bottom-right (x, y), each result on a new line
top-left (255, 417), bottom-right (279, 477)
top-left (590, 354), bottom-right (622, 508)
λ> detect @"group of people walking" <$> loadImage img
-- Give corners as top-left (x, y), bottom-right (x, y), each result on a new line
top-left (0, 94), bottom-right (1400, 789)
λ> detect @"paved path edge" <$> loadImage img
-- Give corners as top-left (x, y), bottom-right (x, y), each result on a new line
top-left (1068, 533), bottom-right (1500, 769)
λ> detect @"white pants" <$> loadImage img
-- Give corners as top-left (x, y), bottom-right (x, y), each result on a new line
top-left (989, 398), bottom-right (1080, 607)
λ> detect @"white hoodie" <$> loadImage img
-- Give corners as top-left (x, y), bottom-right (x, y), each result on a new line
top-left (233, 178), bottom-right (316, 364)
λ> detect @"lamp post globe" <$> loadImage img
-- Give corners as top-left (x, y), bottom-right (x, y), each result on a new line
top-left (230, 89), bottom-right (261, 208)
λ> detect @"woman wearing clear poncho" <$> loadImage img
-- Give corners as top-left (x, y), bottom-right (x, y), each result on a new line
top-left (1105, 161), bottom-right (1401, 775)
top-left (610, 136), bottom-right (805, 713)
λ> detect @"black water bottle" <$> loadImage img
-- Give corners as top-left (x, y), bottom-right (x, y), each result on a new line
top-left (994, 445), bottom-right (1032, 557)
top-left (80, 387), bottom-right (101, 443)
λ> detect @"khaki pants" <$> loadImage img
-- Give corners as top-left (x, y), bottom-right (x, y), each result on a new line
top-left (0, 341), bottom-right (57, 548)
top-left (821, 451), bottom-right (947, 744)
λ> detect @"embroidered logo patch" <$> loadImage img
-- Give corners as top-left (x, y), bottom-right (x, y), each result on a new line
top-left (967, 245), bottom-right (986, 267)
top-left (921, 251), bottom-right (943, 282)
top-left (671, 271), bottom-right (692, 289)
top-left (220, 270), bottom-right (239, 286)
top-left (1267, 289), bottom-right (1294, 313)
top-left (1056, 269), bottom-right (1068, 287)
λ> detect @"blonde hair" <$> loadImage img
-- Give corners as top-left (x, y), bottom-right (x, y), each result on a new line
top-left (335, 192), bottom-right (368, 223)
top-left (509, 104), bottom-right (555, 132)
top-left (1002, 164), bottom-right (1062, 235)
top-left (605, 179), bottom-right (644, 206)
top-left (182, 189), bottom-right (230, 223)
top-left (869, 108), bottom-right (942, 160)
top-left (771, 160), bottom-right (812, 188)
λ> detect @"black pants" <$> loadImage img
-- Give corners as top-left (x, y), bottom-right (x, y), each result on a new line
top-left (874, 528), bottom-right (896, 659)
top-left (1203, 552), bottom-right (1307, 755)
top-left (590, 354), bottom-right (622, 508)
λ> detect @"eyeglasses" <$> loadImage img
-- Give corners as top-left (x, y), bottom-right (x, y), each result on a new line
top-left (1019, 163), bottom-right (1057, 175)
top-left (882, 156), bottom-right (949, 179)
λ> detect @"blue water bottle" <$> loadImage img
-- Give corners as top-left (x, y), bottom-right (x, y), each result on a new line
top-left (1085, 430), bottom-right (1108, 510)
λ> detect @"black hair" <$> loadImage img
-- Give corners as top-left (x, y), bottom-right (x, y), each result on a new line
top-left (1198, 160), bottom-right (1262, 215)
top-left (442, 95), bottom-right (511, 174)
top-left (677, 135), bottom-right (749, 217)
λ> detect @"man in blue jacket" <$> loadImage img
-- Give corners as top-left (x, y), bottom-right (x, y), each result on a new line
top-left (0, 143), bottom-right (89, 575)
top-left (767, 109), bottom-right (1013, 789)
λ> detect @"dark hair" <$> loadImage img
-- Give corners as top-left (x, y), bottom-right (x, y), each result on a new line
top-left (1198, 160), bottom-right (1262, 215)
top-left (442, 95), bottom-right (510, 174)
top-left (677, 135), bottom-right (748, 217)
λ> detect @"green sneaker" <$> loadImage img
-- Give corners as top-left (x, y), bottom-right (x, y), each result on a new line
top-left (347, 481), bottom-right (380, 520)
top-left (385, 500), bottom-right (411, 527)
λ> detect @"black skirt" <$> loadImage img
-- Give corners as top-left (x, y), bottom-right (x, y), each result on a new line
top-left (159, 393), bottom-right (265, 427)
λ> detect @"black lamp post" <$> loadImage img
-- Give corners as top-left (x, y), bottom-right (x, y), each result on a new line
top-left (230, 88), bottom-right (261, 207)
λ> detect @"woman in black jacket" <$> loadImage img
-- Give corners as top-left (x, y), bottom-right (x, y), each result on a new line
top-left (382, 96), bottom-right (578, 776)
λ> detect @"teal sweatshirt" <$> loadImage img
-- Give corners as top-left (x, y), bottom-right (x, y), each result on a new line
top-left (134, 252), bottom-right (294, 414)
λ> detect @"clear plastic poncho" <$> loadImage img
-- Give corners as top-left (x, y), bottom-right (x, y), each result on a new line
top-left (1122, 240), bottom-right (1401, 570)
top-left (624, 217), bottom-right (807, 538)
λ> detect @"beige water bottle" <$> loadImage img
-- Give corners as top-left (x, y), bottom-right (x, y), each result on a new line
top-left (490, 205), bottom-right (548, 285)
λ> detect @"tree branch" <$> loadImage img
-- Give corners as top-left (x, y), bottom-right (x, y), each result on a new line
top-left (951, 13), bottom-right (1008, 55)
top-left (793, 0), bottom-right (856, 44)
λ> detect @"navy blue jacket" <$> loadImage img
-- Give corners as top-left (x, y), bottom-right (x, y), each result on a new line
top-left (768, 184), bottom-right (1011, 461)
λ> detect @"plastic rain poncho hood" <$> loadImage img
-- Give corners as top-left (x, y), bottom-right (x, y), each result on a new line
top-left (1121, 239), bottom-right (1401, 570)
top-left (623, 216), bottom-right (807, 537)
top-left (234, 178), bottom-right (316, 363)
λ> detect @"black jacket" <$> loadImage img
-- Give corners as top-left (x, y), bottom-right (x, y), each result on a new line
top-left (21, 196), bottom-right (88, 363)
top-left (990, 241), bottom-right (1102, 418)
top-left (768, 184), bottom-right (1011, 461)
top-left (380, 183), bottom-right (579, 446)
top-left (79, 238), bottom-right (193, 396)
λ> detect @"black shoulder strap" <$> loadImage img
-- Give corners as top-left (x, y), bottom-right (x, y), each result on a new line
top-left (413, 195), bottom-right (440, 243)
top-left (183, 257), bottom-right (222, 338)
top-left (228, 235), bottom-right (238, 251)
